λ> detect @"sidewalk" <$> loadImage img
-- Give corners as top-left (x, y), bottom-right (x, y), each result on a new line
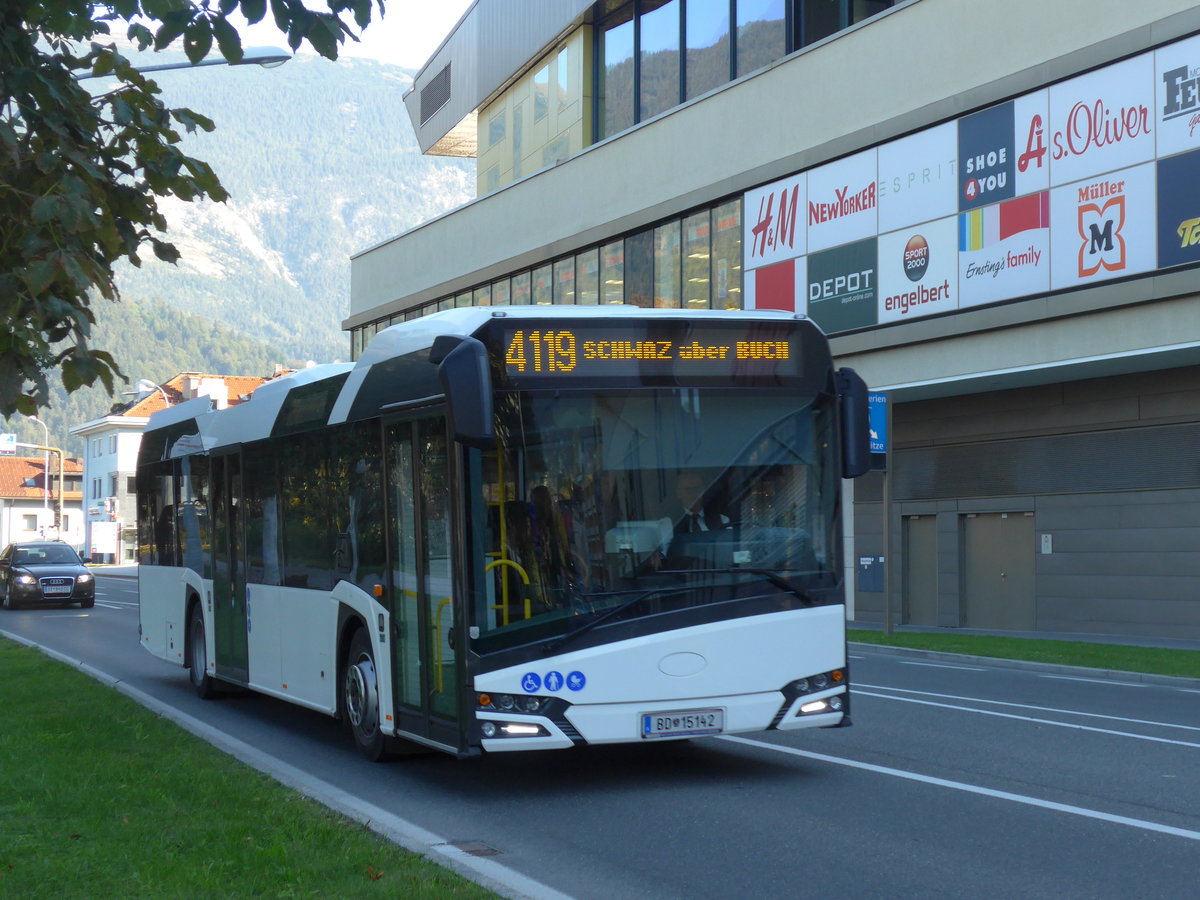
top-left (88, 563), bottom-right (139, 579)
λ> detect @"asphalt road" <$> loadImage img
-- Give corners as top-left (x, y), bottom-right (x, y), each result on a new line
top-left (3, 575), bottom-right (1198, 899)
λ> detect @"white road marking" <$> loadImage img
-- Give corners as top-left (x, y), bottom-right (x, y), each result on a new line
top-left (719, 735), bottom-right (1200, 843)
top-left (1039, 674), bottom-right (1147, 687)
top-left (898, 660), bottom-right (988, 671)
top-left (854, 690), bottom-right (1200, 750)
top-left (856, 683), bottom-right (1200, 733)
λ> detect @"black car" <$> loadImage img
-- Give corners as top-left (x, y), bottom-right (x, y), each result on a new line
top-left (0, 541), bottom-right (96, 610)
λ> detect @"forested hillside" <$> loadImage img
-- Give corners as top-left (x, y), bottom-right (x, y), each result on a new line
top-left (8, 48), bottom-right (473, 455)
top-left (3, 297), bottom-right (295, 458)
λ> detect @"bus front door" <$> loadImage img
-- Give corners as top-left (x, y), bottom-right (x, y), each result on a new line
top-left (385, 418), bottom-right (461, 750)
top-left (210, 453), bottom-right (249, 683)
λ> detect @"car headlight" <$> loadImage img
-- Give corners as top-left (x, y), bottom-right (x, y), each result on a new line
top-left (16, 574), bottom-right (36, 585)
top-left (76, 573), bottom-right (93, 583)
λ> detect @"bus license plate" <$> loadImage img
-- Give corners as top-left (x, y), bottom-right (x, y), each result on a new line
top-left (640, 708), bottom-right (723, 739)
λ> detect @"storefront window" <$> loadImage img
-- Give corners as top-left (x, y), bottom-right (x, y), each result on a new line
top-left (601, 240), bottom-right (624, 304)
top-left (625, 229), bottom-right (654, 308)
top-left (492, 278), bottom-right (511, 305)
top-left (532, 264), bottom-right (553, 305)
top-left (576, 248), bottom-right (600, 304)
top-left (684, 210), bottom-right (711, 308)
top-left (654, 219), bottom-right (681, 308)
top-left (512, 270), bottom-right (532, 305)
top-left (554, 257), bottom-right (576, 304)
top-left (713, 198), bottom-right (742, 309)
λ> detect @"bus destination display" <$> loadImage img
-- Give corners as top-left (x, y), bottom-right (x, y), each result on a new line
top-left (498, 324), bottom-right (803, 381)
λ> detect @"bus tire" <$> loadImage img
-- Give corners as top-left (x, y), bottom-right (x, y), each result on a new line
top-left (343, 627), bottom-right (390, 762)
top-left (188, 602), bottom-right (217, 700)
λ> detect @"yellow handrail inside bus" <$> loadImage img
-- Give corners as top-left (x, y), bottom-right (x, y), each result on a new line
top-left (485, 558), bottom-right (531, 624)
top-left (433, 596), bottom-right (452, 694)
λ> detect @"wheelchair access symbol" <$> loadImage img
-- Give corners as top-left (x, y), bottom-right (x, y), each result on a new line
top-left (521, 672), bottom-right (541, 693)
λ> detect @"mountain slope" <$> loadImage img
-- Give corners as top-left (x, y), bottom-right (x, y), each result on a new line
top-left (112, 51), bottom-right (473, 362)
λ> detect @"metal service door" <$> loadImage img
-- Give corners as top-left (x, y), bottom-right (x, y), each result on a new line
top-left (903, 515), bottom-right (938, 626)
top-left (211, 453), bottom-right (249, 682)
top-left (962, 512), bottom-right (1036, 631)
top-left (385, 417), bottom-right (460, 748)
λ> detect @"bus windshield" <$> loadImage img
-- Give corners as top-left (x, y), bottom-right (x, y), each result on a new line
top-left (474, 387), bottom-right (839, 653)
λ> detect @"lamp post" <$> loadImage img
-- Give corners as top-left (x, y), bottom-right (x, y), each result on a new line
top-left (75, 46), bottom-right (291, 80)
top-left (28, 416), bottom-right (49, 511)
top-left (135, 378), bottom-right (171, 409)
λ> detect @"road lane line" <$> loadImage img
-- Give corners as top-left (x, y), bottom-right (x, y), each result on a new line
top-left (898, 660), bottom-right (988, 671)
top-left (1039, 674), bottom-right (1147, 687)
top-left (857, 683), bottom-right (1200, 733)
top-left (854, 690), bottom-right (1200, 749)
top-left (718, 735), bottom-right (1200, 843)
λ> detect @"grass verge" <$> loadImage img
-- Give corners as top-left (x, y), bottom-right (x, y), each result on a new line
top-left (0, 638), bottom-right (498, 900)
top-left (848, 629), bottom-right (1200, 679)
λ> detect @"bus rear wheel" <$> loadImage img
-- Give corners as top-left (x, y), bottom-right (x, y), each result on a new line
top-left (343, 628), bottom-right (390, 761)
top-left (188, 603), bottom-right (217, 699)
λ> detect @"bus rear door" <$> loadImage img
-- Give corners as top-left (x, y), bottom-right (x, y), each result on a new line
top-left (210, 451), bottom-right (249, 683)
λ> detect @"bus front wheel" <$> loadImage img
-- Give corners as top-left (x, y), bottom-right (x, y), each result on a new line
top-left (343, 628), bottom-right (389, 761)
top-left (188, 603), bottom-right (217, 699)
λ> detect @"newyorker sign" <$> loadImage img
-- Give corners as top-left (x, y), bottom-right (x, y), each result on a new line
top-left (743, 31), bottom-right (1200, 332)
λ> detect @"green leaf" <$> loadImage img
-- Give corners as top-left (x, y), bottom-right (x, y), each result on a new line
top-left (126, 23), bottom-right (155, 51)
top-left (307, 15), bottom-right (340, 60)
top-left (31, 195), bottom-right (60, 225)
top-left (183, 21), bottom-right (214, 64)
top-left (150, 238), bottom-right (181, 264)
top-left (212, 16), bottom-right (243, 63)
top-left (154, 14), bottom-right (190, 51)
top-left (241, 0), bottom-right (267, 26)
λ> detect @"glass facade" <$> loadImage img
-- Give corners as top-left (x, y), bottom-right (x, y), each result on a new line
top-left (350, 196), bottom-right (744, 357)
top-left (596, 0), bottom-right (896, 139)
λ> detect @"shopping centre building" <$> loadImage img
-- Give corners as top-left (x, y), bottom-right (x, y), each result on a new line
top-left (345, 0), bottom-right (1200, 640)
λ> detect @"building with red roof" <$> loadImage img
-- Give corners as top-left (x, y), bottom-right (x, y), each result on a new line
top-left (0, 455), bottom-right (85, 550)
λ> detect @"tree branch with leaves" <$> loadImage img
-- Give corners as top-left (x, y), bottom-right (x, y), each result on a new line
top-left (0, 0), bottom-right (383, 417)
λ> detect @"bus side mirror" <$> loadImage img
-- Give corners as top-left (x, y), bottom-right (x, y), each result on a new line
top-left (835, 367), bottom-right (871, 479)
top-left (431, 335), bottom-right (496, 450)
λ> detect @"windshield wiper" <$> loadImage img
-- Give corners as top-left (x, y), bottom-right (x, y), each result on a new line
top-left (656, 567), bottom-right (821, 607)
top-left (544, 569), bottom-right (819, 655)
top-left (543, 584), bottom-right (698, 654)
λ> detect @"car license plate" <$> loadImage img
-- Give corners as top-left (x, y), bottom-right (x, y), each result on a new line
top-left (640, 708), bottom-right (723, 739)
top-left (43, 581), bottom-right (72, 595)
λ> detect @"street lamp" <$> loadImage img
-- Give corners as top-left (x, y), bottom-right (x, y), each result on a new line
top-left (123, 378), bottom-right (171, 410)
top-left (28, 415), bottom-right (49, 510)
top-left (76, 45), bottom-right (291, 80)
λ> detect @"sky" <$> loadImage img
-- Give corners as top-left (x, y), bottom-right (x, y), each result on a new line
top-left (236, 0), bottom-right (473, 70)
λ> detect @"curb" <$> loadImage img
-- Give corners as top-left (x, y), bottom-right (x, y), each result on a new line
top-left (849, 641), bottom-right (1200, 690)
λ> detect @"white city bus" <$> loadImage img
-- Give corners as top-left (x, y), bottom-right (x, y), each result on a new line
top-left (136, 306), bottom-right (870, 758)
